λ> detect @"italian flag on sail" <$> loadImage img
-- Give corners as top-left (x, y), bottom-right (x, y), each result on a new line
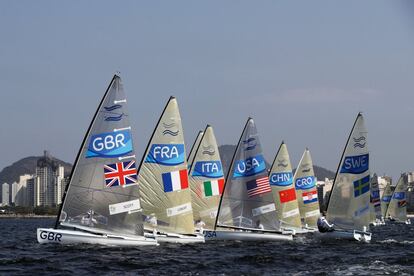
top-left (203, 179), bottom-right (225, 197)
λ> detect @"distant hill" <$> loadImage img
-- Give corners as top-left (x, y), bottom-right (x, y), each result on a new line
top-left (0, 154), bottom-right (72, 185)
top-left (218, 145), bottom-right (335, 180)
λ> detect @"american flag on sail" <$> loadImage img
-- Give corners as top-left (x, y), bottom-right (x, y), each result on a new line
top-left (104, 160), bottom-right (137, 188)
top-left (246, 176), bottom-right (271, 198)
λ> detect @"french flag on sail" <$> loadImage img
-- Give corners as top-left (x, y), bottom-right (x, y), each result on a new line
top-left (162, 169), bottom-right (189, 193)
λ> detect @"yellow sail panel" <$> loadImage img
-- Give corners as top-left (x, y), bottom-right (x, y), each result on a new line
top-left (137, 97), bottom-right (195, 234)
top-left (293, 148), bottom-right (320, 227)
top-left (268, 142), bottom-right (301, 229)
top-left (188, 126), bottom-right (225, 230)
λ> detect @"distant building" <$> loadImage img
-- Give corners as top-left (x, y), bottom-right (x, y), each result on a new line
top-left (26, 178), bottom-right (35, 207)
top-left (2, 183), bottom-right (10, 206)
top-left (11, 174), bottom-right (33, 206)
top-left (377, 175), bottom-right (392, 198)
top-left (316, 178), bottom-right (333, 212)
top-left (33, 151), bottom-right (65, 207)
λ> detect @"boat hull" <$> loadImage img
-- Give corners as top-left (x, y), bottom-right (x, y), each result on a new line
top-left (203, 230), bottom-right (293, 241)
top-left (144, 230), bottom-right (205, 244)
top-left (37, 228), bottom-right (158, 246)
top-left (317, 230), bottom-right (372, 243)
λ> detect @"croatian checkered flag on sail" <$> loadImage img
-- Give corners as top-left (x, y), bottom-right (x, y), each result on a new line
top-left (104, 160), bottom-right (138, 188)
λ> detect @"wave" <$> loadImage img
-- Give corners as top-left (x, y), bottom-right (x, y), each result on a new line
top-left (353, 136), bottom-right (366, 142)
top-left (162, 129), bottom-right (179, 136)
top-left (302, 168), bottom-right (311, 173)
top-left (202, 150), bottom-right (215, 156)
top-left (163, 122), bottom-right (177, 129)
top-left (103, 104), bottom-right (122, 111)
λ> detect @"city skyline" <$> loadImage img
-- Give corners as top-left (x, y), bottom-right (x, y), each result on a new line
top-left (1, 1), bottom-right (414, 181)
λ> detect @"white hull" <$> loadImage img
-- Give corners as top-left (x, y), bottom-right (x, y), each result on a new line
top-left (317, 230), bottom-right (371, 243)
top-left (37, 228), bottom-right (158, 246)
top-left (144, 230), bottom-right (205, 244)
top-left (386, 218), bottom-right (411, 225)
top-left (203, 230), bottom-right (293, 241)
top-left (282, 226), bottom-right (318, 235)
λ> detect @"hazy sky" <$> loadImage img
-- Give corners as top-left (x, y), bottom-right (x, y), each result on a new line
top-left (1, 1), bottom-right (413, 181)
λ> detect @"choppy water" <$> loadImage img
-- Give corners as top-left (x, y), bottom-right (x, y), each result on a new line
top-left (0, 218), bottom-right (413, 275)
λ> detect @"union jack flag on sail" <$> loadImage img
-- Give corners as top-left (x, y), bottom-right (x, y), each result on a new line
top-left (104, 160), bottom-right (137, 188)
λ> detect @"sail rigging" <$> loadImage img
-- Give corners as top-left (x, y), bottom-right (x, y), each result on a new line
top-left (216, 118), bottom-right (279, 231)
top-left (187, 130), bottom-right (204, 170)
top-left (381, 180), bottom-right (393, 219)
top-left (57, 75), bottom-right (143, 236)
top-left (326, 113), bottom-right (370, 231)
top-left (294, 148), bottom-right (320, 227)
top-left (268, 142), bottom-right (301, 229)
top-left (369, 174), bottom-right (382, 222)
top-left (385, 174), bottom-right (408, 222)
top-left (136, 97), bottom-right (195, 235)
top-left (188, 125), bottom-right (224, 230)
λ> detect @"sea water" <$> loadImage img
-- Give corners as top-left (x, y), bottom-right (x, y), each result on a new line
top-left (0, 218), bottom-right (413, 275)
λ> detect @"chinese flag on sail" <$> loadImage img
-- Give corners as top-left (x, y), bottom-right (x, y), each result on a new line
top-left (279, 188), bottom-right (297, 203)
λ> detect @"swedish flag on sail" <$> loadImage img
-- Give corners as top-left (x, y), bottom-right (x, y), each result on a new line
top-left (353, 175), bottom-right (370, 197)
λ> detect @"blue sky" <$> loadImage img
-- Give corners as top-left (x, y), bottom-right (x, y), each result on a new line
top-left (1, 1), bottom-right (413, 180)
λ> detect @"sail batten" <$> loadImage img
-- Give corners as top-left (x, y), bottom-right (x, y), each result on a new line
top-left (57, 75), bottom-right (144, 237)
top-left (217, 118), bottom-right (279, 231)
top-left (326, 113), bottom-right (370, 231)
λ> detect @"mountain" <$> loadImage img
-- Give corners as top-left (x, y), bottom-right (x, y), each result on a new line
top-left (0, 153), bottom-right (72, 185)
top-left (218, 145), bottom-right (335, 180)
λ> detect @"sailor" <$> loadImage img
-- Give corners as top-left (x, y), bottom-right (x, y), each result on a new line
top-left (195, 220), bottom-right (206, 234)
top-left (317, 216), bottom-right (334, 233)
top-left (145, 213), bottom-right (158, 236)
top-left (256, 220), bottom-right (264, 230)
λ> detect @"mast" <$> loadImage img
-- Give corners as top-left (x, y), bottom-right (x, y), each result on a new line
top-left (55, 75), bottom-right (118, 229)
top-left (187, 130), bottom-right (205, 172)
top-left (325, 112), bottom-right (362, 213)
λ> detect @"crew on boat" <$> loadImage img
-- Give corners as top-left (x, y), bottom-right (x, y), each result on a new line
top-left (145, 213), bottom-right (158, 236)
top-left (195, 220), bottom-right (206, 233)
top-left (317, 216), bottom-right (334, 233)
top-left (256, 220), bottom-right (264, 230)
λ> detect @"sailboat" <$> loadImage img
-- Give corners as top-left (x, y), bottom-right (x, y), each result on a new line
top-left (381, 179), bottom-right (393, 220)
top-left (37, 75), bottom-right (158, 246)
top-left (208, 118), bottom-right (293, 241)
top-left (187, 130), bottom-right (204, 170)
top-left (136, 96), bottom-right (204, 243)
top-left (268, 141), bottom-right (303, 234)
top-left (293, 148), bottom-right (320, 232)
top-left (188, 125), bottom-right (224, 234)
top-left (323, 113), bottom-right (372, 242)
top-left (385, 174), bottom-right (411, 224)
top-left (369, 174), bottom-right (384, 226)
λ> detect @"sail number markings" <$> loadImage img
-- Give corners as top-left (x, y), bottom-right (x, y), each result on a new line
top-left (340, 154), bottom-right (369, 174)
top-left (145, 144), bottom-right (185, 166)
top-left (86, 129), bottom-right (133, 158)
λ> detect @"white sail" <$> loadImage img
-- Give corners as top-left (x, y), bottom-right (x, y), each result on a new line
top-left (268, 142), bottom-right (301, 229)
top-left (326, 113), bottom-right (370, 231)
top-left (188, 125), bottom-right (224, 230)
top-left (217, 118), bottom-right (279, 231)
top-left (187, 130), bottom-right (204, 170)
top-left (294, 148), bottom-right (320, 227)
top-left (137, 97), bottom-right (195, 234)
top-left (57, 75), bottom-right (144, 237)
top-left (369, 174), bottom-right (382, 222)
top-left (385, 174), bottom-right (408, 222)
top-left (381, 181), bottom-right (393, 218)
